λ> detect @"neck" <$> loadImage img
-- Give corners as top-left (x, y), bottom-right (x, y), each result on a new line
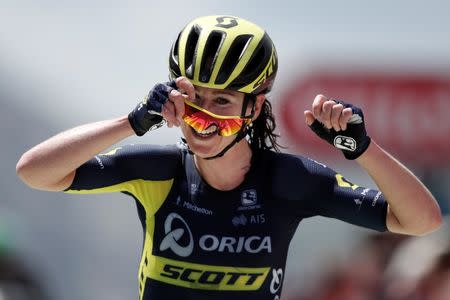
top-left (194, 140), bottom-right (253, 191)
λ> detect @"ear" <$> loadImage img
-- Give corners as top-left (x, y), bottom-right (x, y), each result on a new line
top-left (251, 94), bottom-right (266, 121)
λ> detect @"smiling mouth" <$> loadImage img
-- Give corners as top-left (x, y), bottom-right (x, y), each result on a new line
top-left (191, 124), bottom-right (219, 138)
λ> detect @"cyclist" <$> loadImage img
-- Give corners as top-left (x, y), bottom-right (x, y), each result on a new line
top-left (16, 15), bottom-right (442, 300)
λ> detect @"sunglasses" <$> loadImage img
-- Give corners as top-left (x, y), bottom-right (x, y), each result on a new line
top-left (182, 100), bottom-right (253, 137)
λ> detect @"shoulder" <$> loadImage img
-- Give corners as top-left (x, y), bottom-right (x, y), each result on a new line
top-left (102, 143), bottom-right (181, 158)
top-left (98, 143), bottom-right (185, 179)
top-left (262, 150), bottom-right (330, 176)
top-left (260, 150), bottom-right (337, 196)
top-left (98, 143), bottom-right (184, 164)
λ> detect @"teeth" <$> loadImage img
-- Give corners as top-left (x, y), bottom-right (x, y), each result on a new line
top-left (199, 125), bottom-right (218, 135)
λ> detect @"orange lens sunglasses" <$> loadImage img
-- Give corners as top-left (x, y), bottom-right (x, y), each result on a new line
top-left (182, 100), bottom-right (252, 137)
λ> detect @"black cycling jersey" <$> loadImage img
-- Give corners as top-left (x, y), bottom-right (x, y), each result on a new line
top-left (65, 144), bottom-right (388, 300)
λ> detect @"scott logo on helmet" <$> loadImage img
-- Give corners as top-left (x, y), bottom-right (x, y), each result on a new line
top-left (159, 213), bottom-right (272, 256)
top-left (215, 16), bottom-right (239, 29)
top-left (253, 51), bottom-right (278, 89)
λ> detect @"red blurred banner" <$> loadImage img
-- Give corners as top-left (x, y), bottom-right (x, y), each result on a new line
top-left (279, 72), bottom-right (450, 166)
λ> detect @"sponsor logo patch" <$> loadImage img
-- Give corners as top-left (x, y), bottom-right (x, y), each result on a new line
top-left (232, 214), bottom-right (247, 227)
top-left (159, 213), bottom-right (271, 257)
top-left (238, 190), bottom-right (261, 211)
top-left (148, 255), bottom-right (270, 291)
top-left (270, 268), bottom-right (283, 297)
top-left (159, 213), bottom-right (194, 257)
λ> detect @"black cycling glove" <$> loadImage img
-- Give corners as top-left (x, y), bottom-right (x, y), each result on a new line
top-left (128, 81), bottom-right (177, 136)
top-left (309, 100), bottom-right (371, 160)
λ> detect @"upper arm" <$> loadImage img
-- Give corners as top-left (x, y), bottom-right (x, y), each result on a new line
top-left (65, 144), bottom-right (181, 194)
top-left (46, 170), bottom-right (76, 191)
top-left (297, 157), bottom-right (388, 232)
top-left (385, 204), bottom-right (410, 235)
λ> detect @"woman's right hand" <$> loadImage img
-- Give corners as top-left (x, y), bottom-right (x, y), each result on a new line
top-left (128, 77), bottom-right (195, 135)
top-left (161, 77), bottom-right (195, 128)
top-left (128, 81), bottom-right (176, 136)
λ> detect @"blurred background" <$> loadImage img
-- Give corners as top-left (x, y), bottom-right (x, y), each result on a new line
top-left (1, 0), bottom-right (449, 299)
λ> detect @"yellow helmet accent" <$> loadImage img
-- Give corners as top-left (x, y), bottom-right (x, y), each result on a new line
top-left (169, 15), bottom-right (278, 94)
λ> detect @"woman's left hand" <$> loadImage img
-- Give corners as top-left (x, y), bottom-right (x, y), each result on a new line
top-left (304, 94), bottom-right (353, 130)
top-left (304, 94), bottom-right (371, 160)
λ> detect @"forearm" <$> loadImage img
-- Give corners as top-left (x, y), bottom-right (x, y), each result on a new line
top-left (16, 115), bottom-right (134, 191)
top-left (356, 140), bottom-right (442, 235)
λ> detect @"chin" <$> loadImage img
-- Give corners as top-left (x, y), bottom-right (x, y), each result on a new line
top-left (185, 137), bottom-right (222, 158)
top-left (182, 126), bottom-right (229, 158)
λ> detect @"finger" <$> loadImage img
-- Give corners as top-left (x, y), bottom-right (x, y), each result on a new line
top-left (304, 110), bottom-right (316, 126)
top-left (331, 103), bottom-right (344, 131)
top-left (320, 100), bottom-right (335, 129)
top-left (162, 101), bottom-right (178, 127)
top-left (176, 76), bottom-right (196, 100)
top-left (341, 108), bottom-right (353, 130)
top-left (169, 90), bottom-right (188, 125)
top-left (173, 97), bottom-right (185, 124)
top-left (312, 94), bottom-right (328, 119)
top-left (161, 106), bottom-right (173, 128)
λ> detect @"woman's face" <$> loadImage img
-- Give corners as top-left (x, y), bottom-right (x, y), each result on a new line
top-left (180, 85), bottom-right (248, 158)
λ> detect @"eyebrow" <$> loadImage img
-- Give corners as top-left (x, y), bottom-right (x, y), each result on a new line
top-left (215, 90), bottom-right (237, 96)
top-left (195, 90), bottom-right (237, 98)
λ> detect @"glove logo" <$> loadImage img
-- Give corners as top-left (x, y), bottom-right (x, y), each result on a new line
top-left (159, 213), bottom-right (194, 257)
top-left (334, 135), bottom-right (356, 152)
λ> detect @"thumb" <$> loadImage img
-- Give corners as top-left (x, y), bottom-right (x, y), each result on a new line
top-left (304, 110), bottom-right (316, 126)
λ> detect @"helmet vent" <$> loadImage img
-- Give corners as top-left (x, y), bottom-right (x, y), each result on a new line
top-left (169, 31), bottom-right (182, 78)
top-left (172, 31), bottom-right (181, 60)
top-left (199, 31), bottom-right (224, 83)
top-left (228, 33), bottom-right (274, 93)
top-left (242, 41), bottom-right (266, 77)
top-left (215, 34), bottom-right (253, 85)
top-left (185, 25), bottom-right (201, 78)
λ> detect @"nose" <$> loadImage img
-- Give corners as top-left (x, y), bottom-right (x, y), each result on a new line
top-left (201, 101), bottom-right (214, 112)
top-left (195, 97), bottom-right (213, 111)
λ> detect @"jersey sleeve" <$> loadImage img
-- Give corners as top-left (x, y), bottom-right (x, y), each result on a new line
top-left (305, 158), bottom-right (388, 232)
top-left (272, 153), bottom-right (388, 232)
top-left (64, 144), bottom-right (181, 214)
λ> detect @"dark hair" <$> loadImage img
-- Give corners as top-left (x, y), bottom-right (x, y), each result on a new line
top-left (247, 99), bottom-right (284, 152)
